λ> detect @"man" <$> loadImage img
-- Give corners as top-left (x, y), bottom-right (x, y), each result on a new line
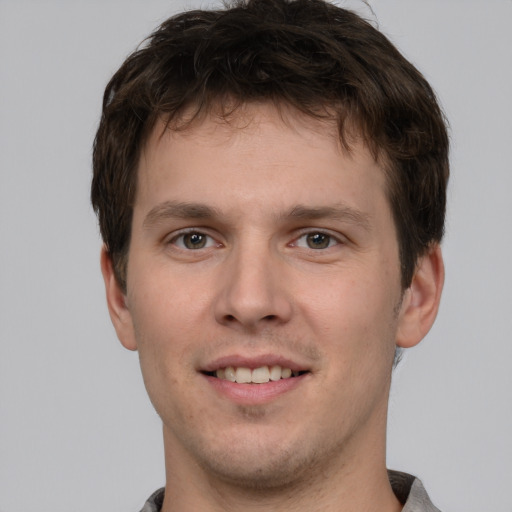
top-left (91, 0), bottom-right (448, 510)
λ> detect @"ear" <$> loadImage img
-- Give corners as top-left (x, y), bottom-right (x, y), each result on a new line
top-left (396, 245), bottom-right (444, 348)
top-left (100, 247), bottom-right (138, 351)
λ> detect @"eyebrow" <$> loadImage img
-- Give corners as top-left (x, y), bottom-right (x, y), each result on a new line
top-left (143, 200), bottom-right (371, 231)
top-left (143, 201), bottom-right (221, 229)
top-left (284, 205), bottom-right (371, 231)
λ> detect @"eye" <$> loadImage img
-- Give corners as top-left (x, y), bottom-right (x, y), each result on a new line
top-left (294, 232), bottom-right (339, 250)
top-left (171, 231), bottom-right (217, 250)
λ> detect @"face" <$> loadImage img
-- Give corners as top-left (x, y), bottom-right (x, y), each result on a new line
top-left (103, 104), bottom-right (440, 490)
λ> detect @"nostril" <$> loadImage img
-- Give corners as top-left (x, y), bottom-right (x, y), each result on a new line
top-left (223, 314), bottom-right (277, 323)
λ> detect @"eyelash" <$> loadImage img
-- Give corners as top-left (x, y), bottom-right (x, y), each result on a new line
top-left (291, 231), bottom-right (342, 250)
top-left (167, 229), bottom-right (343, 252)
top-left (168, 229), bottom-right (220, 250)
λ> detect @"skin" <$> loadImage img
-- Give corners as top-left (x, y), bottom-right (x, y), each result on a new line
top-left (102, 104), bottom-right (444, 512)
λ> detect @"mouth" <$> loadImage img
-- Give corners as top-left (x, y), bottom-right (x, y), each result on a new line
top-left (202, 365), bottom-right (309, 384)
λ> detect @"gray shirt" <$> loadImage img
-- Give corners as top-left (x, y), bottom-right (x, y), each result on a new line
top-left (139, 470), bottom-right (442, 511)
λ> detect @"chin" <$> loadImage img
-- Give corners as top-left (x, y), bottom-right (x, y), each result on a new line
top-left (188, 426), bottom-right (334, 492)
top-left (203, 449), bottom-right (312, 491)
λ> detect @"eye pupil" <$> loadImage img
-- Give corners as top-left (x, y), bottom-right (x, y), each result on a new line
top-left (307, 233), bottom-right (330, 249)
top-left (184, 233), bottom-right (206, 249)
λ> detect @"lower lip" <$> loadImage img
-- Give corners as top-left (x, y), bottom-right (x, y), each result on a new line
top-left (203, 373), bottom-right (308, 404)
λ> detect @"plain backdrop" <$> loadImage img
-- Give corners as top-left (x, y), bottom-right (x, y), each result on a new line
top-left (1, 1), bottom-right (511, 511)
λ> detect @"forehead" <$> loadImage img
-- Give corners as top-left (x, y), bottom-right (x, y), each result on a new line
top-left (135, 103), bottom-right (389, 220)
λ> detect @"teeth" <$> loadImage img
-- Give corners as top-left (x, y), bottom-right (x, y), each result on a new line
top-left (214, 365), bottom-right (299, 383)
top-left (269, 365), bottom-right (282, 381)
top-left (224, 366), bottom-right (236, 382)
top-left (235, 367), bottom-right (252, 383)
top-left (281, 367), bottom-right (292, 379)
top-left (251, 366), bottom-right (270, 384)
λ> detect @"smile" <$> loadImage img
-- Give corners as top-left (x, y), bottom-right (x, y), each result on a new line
top-left (204, 365), bottom-right (308, 384)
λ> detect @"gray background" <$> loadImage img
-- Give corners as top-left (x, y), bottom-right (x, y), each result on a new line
top-left (1, 1), bottom-right (511, 511)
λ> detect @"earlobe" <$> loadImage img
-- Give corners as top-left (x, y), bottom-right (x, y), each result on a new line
top-left (396, 245), bottom-right (444, 348)
top-left (100, 247), bottom-right (138, 351)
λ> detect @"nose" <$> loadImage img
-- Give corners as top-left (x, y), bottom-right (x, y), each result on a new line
top-left (213, 241), bottom-right (293, 331)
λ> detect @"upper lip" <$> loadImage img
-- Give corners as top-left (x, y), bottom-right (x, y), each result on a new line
top-left (200, 354), bottom-right (310, 373)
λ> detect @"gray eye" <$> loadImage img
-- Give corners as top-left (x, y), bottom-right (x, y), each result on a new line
top-left (306, 233), bottom-right (331, 249)
top-left (182, 232), bottom-right (207, 249)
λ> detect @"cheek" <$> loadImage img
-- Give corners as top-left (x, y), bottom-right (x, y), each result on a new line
top-left (132, 306), bottom-right (199, 427)
top-left (129, 261), bottom-right (211, 336)
top-left (297, 268), bottom-right (400, 387)
top-left (126, 273), bottom-right (209, 394)
top-left (300, 268), bottom-right (398, 332)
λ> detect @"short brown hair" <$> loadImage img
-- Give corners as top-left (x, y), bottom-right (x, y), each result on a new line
top-left (92, 0), bottom-right (449, 291)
